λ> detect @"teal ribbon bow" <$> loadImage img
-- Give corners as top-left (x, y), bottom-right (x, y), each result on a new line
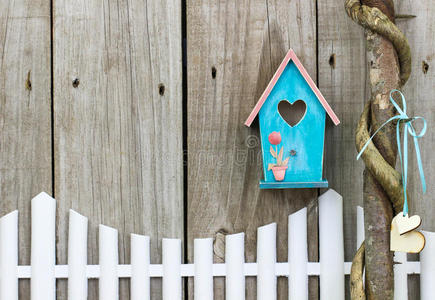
top-left (357, 89), bottom-right (427, 216)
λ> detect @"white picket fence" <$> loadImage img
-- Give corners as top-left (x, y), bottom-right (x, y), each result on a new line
top-left (0, 189), bottom-right (433, 299)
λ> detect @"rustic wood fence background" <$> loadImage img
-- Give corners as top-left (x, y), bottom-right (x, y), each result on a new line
top-left (0, 0), bottom-right (433, 299)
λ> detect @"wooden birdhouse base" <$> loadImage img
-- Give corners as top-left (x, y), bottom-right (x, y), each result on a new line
top-left (259, 179), bottom-right (328, 189)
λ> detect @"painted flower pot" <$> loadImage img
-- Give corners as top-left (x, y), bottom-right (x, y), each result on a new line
top-left (272, 166), bottom-right (288, 181)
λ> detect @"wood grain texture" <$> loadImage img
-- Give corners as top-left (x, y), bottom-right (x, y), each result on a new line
top-left (318, 0), bottom-right (366, 290)
top-left (0, 0), bottom-right (51, 298)
top-left (53, 0), bottom-right (183, 299)
top-left (187, 0), bottom-right (318, 299)
top-left (395, 1), bottom-right (435, 298)
top-left (0, 0), bottom-right (431, 298)
top-left (318, 0), bottom-right (366, 297)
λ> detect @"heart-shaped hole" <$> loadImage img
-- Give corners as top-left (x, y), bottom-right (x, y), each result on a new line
top-left (278, 100), bottom-right (307, 127)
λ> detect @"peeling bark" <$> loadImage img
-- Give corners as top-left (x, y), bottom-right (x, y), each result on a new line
top-left (346, 0), bottom-right (412, 85)
top-left (363, 29), bottom-right (400, 300)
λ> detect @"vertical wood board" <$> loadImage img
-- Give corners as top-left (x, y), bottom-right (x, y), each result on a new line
top-left (317, 0), bottom-right (366, 272)
top-left (396, 1), bottom-right (435, 297)
top-left (0, 0), bottom-right (433, 299)
top-left (53, 0), bottom-right (183, 298)
top-left (0, 0), bottom-right (51, 298)
top-left (187, 0), bottom-right (318, 299)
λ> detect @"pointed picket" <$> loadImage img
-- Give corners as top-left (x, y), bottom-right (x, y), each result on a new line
top-left (225, 232), bottom-right (245, 300)
top-left (31, 192), bottom-right (56, 300)
top-left (257, 223), bottom-right (277, 300)
top-left (131, 234), bottom-right (150, 300)
top-left (68, 210), bottom-right (88, 300)
top-left (357, 206), bottom-right (364, 248)
top-left (356, 206), bottom-right (365, 289)
top-left (394, 251), bottom-right (407, 300)
top-left (8, 190), bottom-right (435, 299)
top-left (420, 231), bottom-right (435, 300)
top-left (194, 238), bottom-right (213, 299)
top-left (288, 208), bottom-right (308, 300)
top-left (162, 239), bottom-right (182, 300)
top-left (99, 225), bottom-right (119, 300)
top-left (0, 211), bottom-right (18, 300)
top-left (319, 189), bottom-right (344, 300)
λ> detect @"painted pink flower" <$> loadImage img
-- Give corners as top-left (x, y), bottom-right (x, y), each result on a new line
top-left (268, 131), bottom-right (281, 145)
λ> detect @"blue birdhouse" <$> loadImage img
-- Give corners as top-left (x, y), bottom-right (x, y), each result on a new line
top-left (245, 49), bottom-right (340, 189)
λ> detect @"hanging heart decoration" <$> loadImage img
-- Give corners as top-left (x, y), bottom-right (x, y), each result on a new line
top-left (358, 89), bottom-right (427, 253)
top-left (391, 212), bottom-right (425, 253)
top-left (395, 213), bottom-right (421, 235)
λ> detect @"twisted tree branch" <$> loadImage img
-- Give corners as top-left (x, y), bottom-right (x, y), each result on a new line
top-left (345, 0), bottom-right (412, 85)
top-left (345, 0), bottom-right (413, 299)
top-left (355, 101), bottom-right (404, 213)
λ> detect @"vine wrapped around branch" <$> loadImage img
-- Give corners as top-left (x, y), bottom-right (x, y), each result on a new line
top-left (345, 0), bottom-right (412, 299)
top-left (345, 0), bottom-right (412, 85)
top-left (345, 0), bottom-right (411, 230)
top-left (355, 101), bottom-right (404, 213)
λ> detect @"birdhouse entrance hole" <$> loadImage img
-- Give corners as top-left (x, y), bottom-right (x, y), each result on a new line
top-left (277, 99), bottom-right (307, 127)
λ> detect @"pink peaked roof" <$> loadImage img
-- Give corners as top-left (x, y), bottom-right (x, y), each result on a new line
top-left (245, 49), bottom-right (340, 127)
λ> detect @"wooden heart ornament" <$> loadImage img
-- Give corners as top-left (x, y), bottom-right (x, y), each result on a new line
top-left (395, 213), bottom-right (422, 235)
top-left (278, 100), bottom-right (307, 127)
top-left (390, 213), bottom-right (425, 253)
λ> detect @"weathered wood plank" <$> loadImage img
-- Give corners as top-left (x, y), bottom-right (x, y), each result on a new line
top-left (318, 0), bottom-right (366, 297)
top-left (396, 1), bottom-right (435, 298)
top-left (187, 0), bottom-right (318, 299)
top-left (53, 0), bottom-right (183, 299)
top-left (396, 0), bottom-right (435, 229)
top-left (0, 0), bottom-right (51, 298)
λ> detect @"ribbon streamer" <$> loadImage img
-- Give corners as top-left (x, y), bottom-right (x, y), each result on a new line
top-left (357, 89), bottom-right (427, 216)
